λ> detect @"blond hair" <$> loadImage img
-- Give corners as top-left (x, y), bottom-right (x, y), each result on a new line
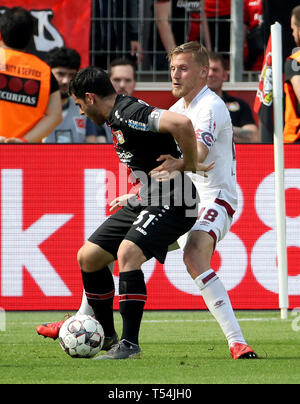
top-left (168, 41), bottom-right (209, 67)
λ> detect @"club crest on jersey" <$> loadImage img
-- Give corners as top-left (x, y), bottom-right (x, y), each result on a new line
top-left (201, 132), bottom-right (214, 147)
top-left (114, 130), bottom-right (125, 144)
top-left (195, 129), bottom-right (214, 147)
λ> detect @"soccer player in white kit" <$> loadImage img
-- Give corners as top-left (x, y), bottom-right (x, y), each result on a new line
top-left (162, 41), bottom-right (257, 359)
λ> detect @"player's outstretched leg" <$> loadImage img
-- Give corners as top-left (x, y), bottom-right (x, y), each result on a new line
top-left (36, 290), bottom-right (95, 339)
top-left (182, 230), bottom-right (258, 359)
top-left (36, 293), bottom-right (118, 349)
top-left (36, 244), bottom-right (118, 346)
top-left (194, 269), bottom-right (258, 359)
top-left (36, 262), bottom-right (116, 341)
top-left (78, 242), bottom-right (118, 345)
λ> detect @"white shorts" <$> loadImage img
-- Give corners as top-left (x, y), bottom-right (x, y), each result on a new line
top-left (170, 198), bottom-right (233, 252)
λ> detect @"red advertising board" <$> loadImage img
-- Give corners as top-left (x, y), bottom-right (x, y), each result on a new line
top-left (0, 144), bottom-right (299, 311)
top-left (0, 1), bottom-right (92, 67)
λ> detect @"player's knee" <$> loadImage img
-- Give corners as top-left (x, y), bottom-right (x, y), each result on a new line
top-left (77, 246), bottom-right (92, 272)
top-left (117, 240), bottom-right (146, 270)
top-left (77, 244), bottom-right (107, 273)
top-left (183, 250), bottom-right (194, 273)
top-left (183, 248), bottom-right (210, 277)
top-left (117, 242), bottom-right (136, 268)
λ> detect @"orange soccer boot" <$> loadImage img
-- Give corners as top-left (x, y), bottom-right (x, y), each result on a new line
top-left (36, 315), bottom-right (70, 340)
top-left (230, 343), bottom-right (258, 359)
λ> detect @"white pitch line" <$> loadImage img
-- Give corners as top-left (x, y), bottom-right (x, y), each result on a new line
top-left (15, 317), bottom-right (286, 326)
top-left (142, 317), bottom-right (284, 323)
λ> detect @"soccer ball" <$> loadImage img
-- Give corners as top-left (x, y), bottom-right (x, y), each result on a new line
top-left (59, 314), bottom-right (104, 358)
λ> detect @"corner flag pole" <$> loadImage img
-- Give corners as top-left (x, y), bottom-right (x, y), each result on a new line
top-left (271, 22), bottom-right (289, 320)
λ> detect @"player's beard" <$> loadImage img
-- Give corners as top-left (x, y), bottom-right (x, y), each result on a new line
top-left (171, 82), bottom-right (192, 99)
top-left (87, 108), bottom-right (106, 126)
top-left (171, 87), bottom-right (183, 98)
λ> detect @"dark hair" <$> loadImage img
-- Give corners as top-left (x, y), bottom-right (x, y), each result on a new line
top-left (109, 58), bottom-right (137, 80)
top-left (0, 7), bottom-right (34, 50)
top-left (208, 51), bottom-right (227, 70)
top-left (45, 47), bottom-right (81, 70)
top-left (69, 66), bottom-right (116, 99)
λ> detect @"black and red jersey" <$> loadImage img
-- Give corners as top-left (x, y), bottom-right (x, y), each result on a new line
top-left (108, 95), bottom-right (182, 176)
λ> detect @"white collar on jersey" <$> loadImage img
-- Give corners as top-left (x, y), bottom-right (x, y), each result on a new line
top-left (180, 85), bottom-right (209, 111)
top-left (189, 85), bottom-right (209, 107)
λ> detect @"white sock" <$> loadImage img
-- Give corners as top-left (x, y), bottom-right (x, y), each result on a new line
top-left (194, 269), bottom-right (246, 347)
top-left (77, 290), bottom-right (95, 317)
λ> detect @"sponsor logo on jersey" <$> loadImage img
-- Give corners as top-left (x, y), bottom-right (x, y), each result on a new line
top-left (128, 119), bottom-right (149, 131)
top-left (208, 109), bottom-right (214, 132)
top-left (177, 0), bottom-right (201, 12)
top-left (116, 150), bottom-right (133, 163)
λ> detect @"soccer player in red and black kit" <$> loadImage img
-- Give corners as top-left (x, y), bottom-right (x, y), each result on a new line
top-left (66, 66), bottom-right (209, 359)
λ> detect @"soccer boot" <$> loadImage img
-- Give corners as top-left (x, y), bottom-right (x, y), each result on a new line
top-left (101, 332), bottom-right (119, 351)
top-left (36, 315), bottom-right (70, 340)
top-left (94, 339), bottom-right (141, 360)
top-left (230, 343), bottom-right (258, 359)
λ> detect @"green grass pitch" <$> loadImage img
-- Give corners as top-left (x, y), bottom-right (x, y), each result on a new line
top-left (0, 310), bottom-right (300, 385)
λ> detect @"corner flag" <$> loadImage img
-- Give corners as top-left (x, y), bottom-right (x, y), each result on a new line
top-left (254, 35), bottom-right (274, 137)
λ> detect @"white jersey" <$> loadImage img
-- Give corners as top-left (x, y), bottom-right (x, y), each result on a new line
top-left (169, 85), bottom-right (237, 213)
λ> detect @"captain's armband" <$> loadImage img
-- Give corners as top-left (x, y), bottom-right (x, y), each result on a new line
top-left (148, 108), bottom-right (166, 132)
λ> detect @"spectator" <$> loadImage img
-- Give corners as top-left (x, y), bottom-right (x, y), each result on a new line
top-left (155, 0), bottom-right (177, 56)
top-left (263, 0), bottom-right (299, 62)
top-left (207, 52), bottom-right (260, 143)
top-left (109, 58), bottom-right (137, 96)
top-left (43, 47), bottom-right (86, 143)
top-left (189, 0), bottom-right (264, 71)
top-left (189, 0), bottom-right (231, 66)
top-left (244, 0), bottom-right (264, 71)
top-left (152, 0), bottom-right (188, 70)
top-left (149, 1), bottom-right (210, 70)
top-left (283, 5), bottom-right (300, 143)
top-left (92, 0), bottom-right (142, 70)
top-left (0, 6), bottom-right (61, 143)
top-left (86, 58), bottom-right (137, 144)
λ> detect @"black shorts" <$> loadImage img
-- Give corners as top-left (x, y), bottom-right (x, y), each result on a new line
top-left (88, 199), bottom-right (197, 264)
